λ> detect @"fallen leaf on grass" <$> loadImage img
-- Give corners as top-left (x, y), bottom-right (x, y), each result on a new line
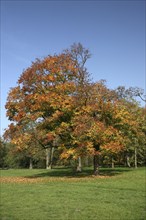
top-left (0, 175), bottom-right (110, 184)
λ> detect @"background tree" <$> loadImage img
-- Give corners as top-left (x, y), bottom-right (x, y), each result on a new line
top-left (0, 137), bottom-right (8, 168)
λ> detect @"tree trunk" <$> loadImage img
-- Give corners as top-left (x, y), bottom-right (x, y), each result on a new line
top-left (77, 157), bottom-right (82, 172)
top-left (49, 147), bottom-right (54, 169)
top-left (46, 147), bottom-right (55, 169)
top-left (134, 147), bottom-right (138, 169)
top-left (93, 155), bottom-right (99, 175)
top-left (29, 158), bottom-right (33, 169)
top-left (46, 148), bottom-right (51, 169)
top-left (126, 155), bottom-right (131, 168)
top-left (111, 158), bottom-right (115, 169)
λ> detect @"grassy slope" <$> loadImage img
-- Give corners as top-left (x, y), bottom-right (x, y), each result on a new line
top-left (0, 167), bottom-right (145, 220)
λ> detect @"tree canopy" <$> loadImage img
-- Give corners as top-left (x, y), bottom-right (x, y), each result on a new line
top-left (3, 43), bottom-right (145, 173)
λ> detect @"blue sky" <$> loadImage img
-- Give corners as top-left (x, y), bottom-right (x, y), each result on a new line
top-left (1, 0), bottom-right (145, 135)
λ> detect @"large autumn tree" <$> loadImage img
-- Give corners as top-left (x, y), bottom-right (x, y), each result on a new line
top-left (5, 51), bottom-right (80, 167)
top-left (4, 43), bottom-right (145, 174)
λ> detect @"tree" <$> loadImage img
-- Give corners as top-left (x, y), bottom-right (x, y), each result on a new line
top-left (60, 43), bottom-right (92, 171)
top-left (115, 87), bottom-right (146, 168)
top-left (4, 44), bottom-right (145, 174)
top-left (58, 80), bottom-right (125, 175)
top-left (5, 52), bottom-right (79, 168)
top-left (115, 86), bottom-right (146, 103)
top-left (0, 137), bottom-right (8, 168)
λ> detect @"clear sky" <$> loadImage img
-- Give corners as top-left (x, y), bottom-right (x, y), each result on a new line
top-left (1, 0), bottom-right (145, 135)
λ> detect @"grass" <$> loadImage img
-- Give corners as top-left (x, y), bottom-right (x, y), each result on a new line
top-left (0, 167), bottom-right (146, 220)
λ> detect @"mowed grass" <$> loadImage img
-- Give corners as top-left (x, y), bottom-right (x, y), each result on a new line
top-left (0, 167), bottom-right (145, 220)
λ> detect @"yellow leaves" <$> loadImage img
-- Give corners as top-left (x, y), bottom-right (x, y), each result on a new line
top-left (78, 141), bottom-right (95, 156)
top-left (60, 148), bottom-right (76, 160)
top-left (101, 141), bottom-right (124, 154)
top-left (60, 143), bottom-right (94, 160)
top-left (115, 108), bottom-right (129, 121)
top-left (46, 75), bottom-right (55, 82)
top-left (50, 110), bottom-right (63, 121)
top-left (12, 133), bottom-right (31, 147)
top-left (77, 105), bottom-right (92, 115)
top-left (87, 121), bottom-right (105, 141)
top-left (114, 104), bottom-right (134, 124)
top-left (60, 122), bottom-right (69, 129)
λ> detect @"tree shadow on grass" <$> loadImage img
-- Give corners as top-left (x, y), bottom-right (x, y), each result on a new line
top-left (25, 167), bottom-right (133, 179)
top-left (99, 167), bottom-right (133, 177)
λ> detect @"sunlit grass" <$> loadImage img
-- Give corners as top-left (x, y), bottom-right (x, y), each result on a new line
top-left (0, 167), bottom-right (145, 220)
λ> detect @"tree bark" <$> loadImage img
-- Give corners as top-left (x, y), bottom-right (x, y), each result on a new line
top-left (29, 158), bottom-right (33, 169)
top-left (49, 147), bottom-right (54, 169)
top-left (46, 148), bottom-right (51, 169)
top-left (76, 157), bottom-right (82, 172)
top-left (134, 147), bottom-right (138, 169)
top-left (93, 155), bottom-right (99, 175)
top-left (126, 155), bottom-right (131, 168)
top-left (111, 158), bottom-right (115, 169)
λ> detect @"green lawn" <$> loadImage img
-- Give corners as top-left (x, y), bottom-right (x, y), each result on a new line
top-left (0, 167), bottom-right (145, 220)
